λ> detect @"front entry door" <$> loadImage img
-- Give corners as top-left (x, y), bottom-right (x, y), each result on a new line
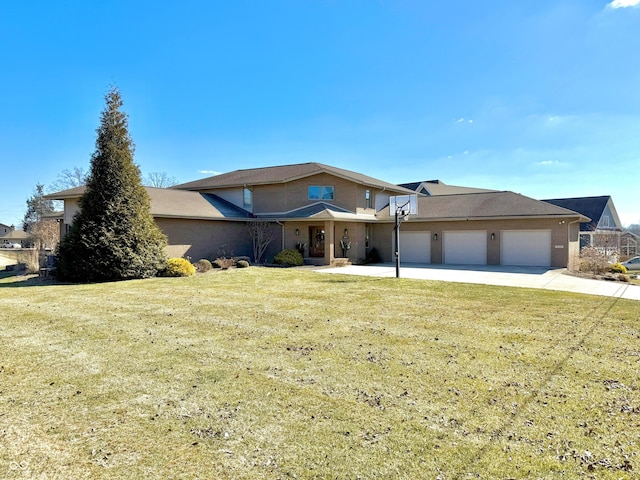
top-left (309, 226), bottom-right (325, 258)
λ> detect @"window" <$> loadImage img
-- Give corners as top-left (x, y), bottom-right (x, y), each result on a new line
top-left (599, 215), bottom-right (610, 228)
top-left (365, 189), bottom-right (372, 208)
top-left (243, 187), bottom-right (252, 210)
top-left (308, 185), bottom-right (334, 200)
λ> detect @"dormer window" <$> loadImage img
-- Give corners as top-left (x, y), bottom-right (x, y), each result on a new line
top-left (308, 185), bottom-right (334, 201)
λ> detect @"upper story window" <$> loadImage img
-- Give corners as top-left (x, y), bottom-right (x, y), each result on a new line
top-left (599, 215), bottom-right (610, 228)
top-left (308, 185), bottom-right (334, 201)
top-left (365, 189), bottom-right (372, 208)
top-left (243, 187), bottom-right (252, 210)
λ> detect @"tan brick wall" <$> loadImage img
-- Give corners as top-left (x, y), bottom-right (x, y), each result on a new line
top-left (156, 218), bottom-right (282, 263)
top-left (251, 174), bottom-right (384, 214)
top-left (371, 218), bottom-right (579, 268)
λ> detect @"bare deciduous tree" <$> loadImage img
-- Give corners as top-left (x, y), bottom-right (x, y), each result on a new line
top-left (246, 220), bottom-right (276, 264)
top-left (144, 172), bottom-right (178, 188)
top-left (49, 166), bottom-right (88, 191)
top-left (29, 219), bottom-right (60, 250)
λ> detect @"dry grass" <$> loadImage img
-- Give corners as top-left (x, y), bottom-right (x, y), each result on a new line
top-left (1, 268), bottom-right (639, 479)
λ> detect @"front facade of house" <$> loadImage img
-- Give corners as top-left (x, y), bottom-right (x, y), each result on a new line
top-left (50, 162), bottom-right (588, 269)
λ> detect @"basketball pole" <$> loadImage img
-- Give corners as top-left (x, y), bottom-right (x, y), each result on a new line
top-left (394, 200), bottom-right (409, 278)
top-left (395, 208), bottom-right (400, 278)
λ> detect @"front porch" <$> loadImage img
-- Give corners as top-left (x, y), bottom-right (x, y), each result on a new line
top-left (285, 220), bottom-right (371, 267)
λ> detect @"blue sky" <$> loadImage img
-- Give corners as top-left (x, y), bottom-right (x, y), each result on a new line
top-left (1, 0), bottom-right (639, 227)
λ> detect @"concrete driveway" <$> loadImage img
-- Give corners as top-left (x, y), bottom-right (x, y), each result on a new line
top-left (316, 263), bottom-right (640, 301)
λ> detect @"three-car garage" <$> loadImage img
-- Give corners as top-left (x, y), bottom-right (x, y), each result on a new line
top-left (395, 228), bottom-right (553, 267)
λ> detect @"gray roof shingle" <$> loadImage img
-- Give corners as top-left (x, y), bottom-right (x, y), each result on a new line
top-left (174, 162), bottom-right (415, 193)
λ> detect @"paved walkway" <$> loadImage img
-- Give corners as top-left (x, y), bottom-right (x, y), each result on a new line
top-left (316, 264), bottom-right (640, 301)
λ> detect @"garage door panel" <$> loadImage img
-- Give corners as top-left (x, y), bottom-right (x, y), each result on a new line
top-left (398, 231), bottom-right (431, 264)
top-left (502, 230), bottom-right (551, 266)
top-left (444, 231), bottom-right (487, 265)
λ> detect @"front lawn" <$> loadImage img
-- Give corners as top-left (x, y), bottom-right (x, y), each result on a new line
top-left (1, 268), bottom-right (638, 479)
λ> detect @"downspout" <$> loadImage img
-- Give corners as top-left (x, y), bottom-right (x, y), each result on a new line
top-left (276, 221), bottom-right (285, 251)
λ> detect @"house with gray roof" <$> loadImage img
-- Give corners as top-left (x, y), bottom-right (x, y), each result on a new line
top-left (543, 196), bottom-right (623, 255)
top-left (49, 162), bottom-right (588, 269)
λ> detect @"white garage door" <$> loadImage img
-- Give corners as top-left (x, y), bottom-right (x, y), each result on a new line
top-left (444, 231), bottom-right (487, 265)
top-left (501, 230), bottom-right (551, 267)
top-left (398, 231), bottom-right (431, 264)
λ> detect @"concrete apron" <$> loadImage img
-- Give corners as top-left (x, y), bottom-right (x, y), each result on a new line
top-left (315, 263), bottom-right (640, 301)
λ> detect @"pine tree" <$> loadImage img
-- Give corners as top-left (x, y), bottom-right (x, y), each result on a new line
top-left (23, 183), bottom-right (55, 233)
top-left (57, 87), bottom-right (167, 282)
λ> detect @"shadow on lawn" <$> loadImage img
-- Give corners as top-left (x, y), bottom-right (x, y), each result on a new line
top-left (0, 271), bottom-right (67, 288)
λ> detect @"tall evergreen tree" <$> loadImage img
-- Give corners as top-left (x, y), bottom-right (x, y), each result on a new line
top-left (23, 183), bottom-right (55, 233)
top-left (57, 87), bottom-right (167, 282)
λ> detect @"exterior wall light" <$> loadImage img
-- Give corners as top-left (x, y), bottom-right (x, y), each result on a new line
top-left (344, 228), bottom-right (349, 237)
top-left (295, 228), bottom-right (299, 236)
top-left (491, 233), bottom-right (496, 240)
top-left (433, 233), bottom-right (438, 241)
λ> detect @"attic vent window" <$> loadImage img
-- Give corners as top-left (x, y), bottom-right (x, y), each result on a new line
top-left (308, 185), bottom-right (334, 201)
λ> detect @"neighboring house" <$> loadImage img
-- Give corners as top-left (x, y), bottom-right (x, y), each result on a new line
top-left (1, 223), bottom-right (14, 236)
top-left (620, 231), bottom-right (639, 257)
top-left (48, 162), bottom-right (588, 269)
top-left (0, 224), bottom-right (28, 247)
top-left (399, 179), bottom-right (496, 196)
top-left (542, 196), bottom-right (623, 255)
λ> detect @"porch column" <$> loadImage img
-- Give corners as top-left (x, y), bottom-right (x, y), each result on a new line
top-left (324, 220), bottom-right (335, 265)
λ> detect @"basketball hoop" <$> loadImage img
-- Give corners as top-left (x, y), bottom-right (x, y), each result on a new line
top-left (389, 194), bottom-right (418, 278)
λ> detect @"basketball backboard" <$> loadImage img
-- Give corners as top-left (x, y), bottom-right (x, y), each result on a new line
top-left (389, 194), bottom-right (417, 216)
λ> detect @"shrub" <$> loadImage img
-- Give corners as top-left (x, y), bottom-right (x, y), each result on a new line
top-left (610, 263), bottom-right (628, 274)
top-left (159, 258), bottom-right (196, 277)
top-left (619, 274), bottom-right (631, 283)
top-left (194, 258), bottom-right (212, 272)
top-left (273, 249), bottom-right (303, 267)
top-left (579, 246), bottom-right (609, 275)
top-left (236, 260), bottom-right (250, 268)
top-left (214, 257), bottom-right (235, 270)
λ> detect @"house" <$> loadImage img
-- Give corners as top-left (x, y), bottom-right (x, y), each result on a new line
top-left (542, 196), bottom-right (623, 255)
top-left (49, 162), bottom-right (588, 269)
top-left (620, 231), bottom-right (639, 257)
top-left (0, 223), bottom-right (28, 247)
top-left (399, 179), bottom-right (496, 196)
top-left (1, 223), bottom-right (15, 236)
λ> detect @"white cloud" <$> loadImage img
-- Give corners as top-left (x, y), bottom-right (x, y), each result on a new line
top-left (456, 118), bottom-right (473, 124)
top-left (197, 170), bottom-right (222, 175)
top-left (537, 160), bottom-right (559, 166)
top-left (607, 0), bottom-right (640, 8)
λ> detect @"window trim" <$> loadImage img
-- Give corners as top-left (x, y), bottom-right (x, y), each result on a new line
top-left (308, 185), bottom-right (334, 201)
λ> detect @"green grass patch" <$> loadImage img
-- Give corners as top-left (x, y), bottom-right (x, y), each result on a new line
top-left (1, 268), bottom-right (639, 479)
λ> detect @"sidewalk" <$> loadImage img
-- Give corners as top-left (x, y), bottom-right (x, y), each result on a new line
top-left (316, 264), bottom-right (640, 301)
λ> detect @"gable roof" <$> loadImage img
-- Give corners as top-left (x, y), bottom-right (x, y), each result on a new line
top-left (398, 179), bottom-right (497, 196)
top-left (46, 186), bottom-right (253, 220)
top-left (401, 191), bottom-right (589, 222)
top-left (174, 162), bottom-right (415, 194)
top-left (257, 202), bottom-right (376, 221)
top-left (542, 196), bottom-right (620, 231)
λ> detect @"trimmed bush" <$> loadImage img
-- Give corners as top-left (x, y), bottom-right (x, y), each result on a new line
top-left (159, 258), bottom-right (196, 277)
top-left (610, 263), bottom-right (628, 274)
top-left (214, 257), bottom-right (235, 270)
top-left (194, 258), bottom-right (212, 272)
top-left (273, 249), bottom-right (303, 267)
top-left (236, 260), bottom-right (250, 268)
